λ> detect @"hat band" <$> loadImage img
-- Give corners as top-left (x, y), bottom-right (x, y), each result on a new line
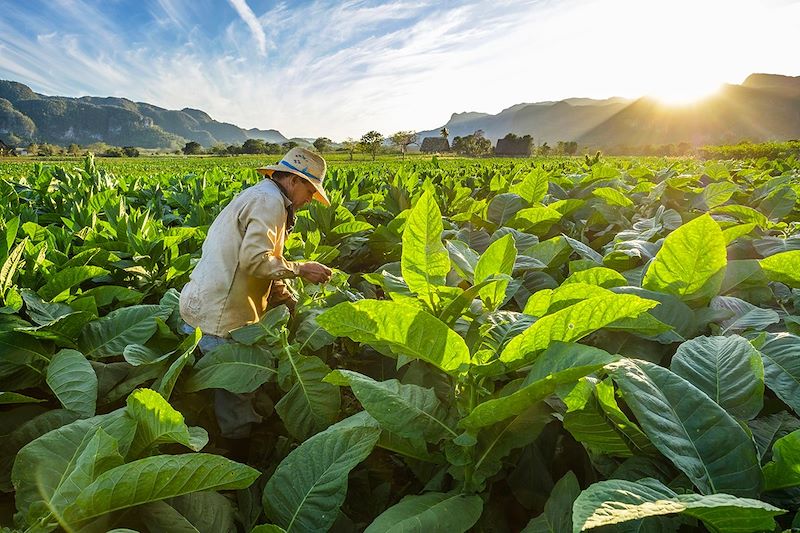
top-left (279, 160), bottom-right (322, 183)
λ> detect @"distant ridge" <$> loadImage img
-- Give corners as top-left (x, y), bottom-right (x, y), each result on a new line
top-left (418, 74), bottom-right (800, 148)
top-left (0, 80), bottom-right (288, 149)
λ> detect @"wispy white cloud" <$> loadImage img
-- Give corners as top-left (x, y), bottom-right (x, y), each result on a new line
top-left (227, 0), bottom-right (268, 56)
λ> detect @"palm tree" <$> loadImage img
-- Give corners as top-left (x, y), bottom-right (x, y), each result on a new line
top-left (440, 127), bottom-right (449, 142)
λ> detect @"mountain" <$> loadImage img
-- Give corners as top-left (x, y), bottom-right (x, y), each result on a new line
top-left (417, 97), bottom-right (630, 145)
top-left (0, 80), bottom-right (288, 149)
top-left (419, 74), bottom-right (800, 148)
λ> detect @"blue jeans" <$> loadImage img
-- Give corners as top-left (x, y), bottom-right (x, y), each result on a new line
top-left (181, 323), bottom-right (262, 439)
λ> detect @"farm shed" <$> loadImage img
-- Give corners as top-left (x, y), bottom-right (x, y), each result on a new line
top-left (495, 136), bottom-right (532, 156)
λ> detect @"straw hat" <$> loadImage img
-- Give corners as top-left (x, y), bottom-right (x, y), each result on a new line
top-left (257, 147), bottom-right (330, 206)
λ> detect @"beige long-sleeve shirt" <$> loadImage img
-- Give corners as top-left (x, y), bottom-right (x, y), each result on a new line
top-left (179, 179), bottom-right (299, 337)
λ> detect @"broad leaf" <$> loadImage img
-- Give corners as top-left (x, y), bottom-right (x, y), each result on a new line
top-left (462, 343), bottom-right (618, 429)
top-left (759, 333), bottom-right (800, 415)
top-left (608, 359), bottom-right (762, 496)
top-left (401, 191), bottom-right (449, 308)
top-left (185, 343), bottom-right (276, 394)
top-left (78, 305), bottom-right (172, 359)
top-left (326, 370), bottom-right (456, 442)
top-left (487, 193), bottom-right (525, 226)
top-left (574, 478), bottom-right (783, 533)
top-left (46, 349), bottom-right (97, 417)
top-left (127, 388), bottom-right (207, 458)
top-left (37, 266), bottom-right (109, 302)
top-left (501, 294), bottom-right (656, 366)
top-left (12, 409), bottom-right (136, 524)
top-left (275, 353), bottom-right (340, 441)
top-left (229, 306), bottom-right (290, 346)
top-left (364, 491), bottom-right (483, 533)
top-left (563, 378), bottom-right (654, 457)
top-left (474, 233), bottom-right (516, 310)
top-left (760, 250), bottom-right (800, 288)
top-left (64, 453), bottom-right (259, 522)
top-left (763, 429), bottom-right (800, 490)
top-left (263, 420), bottom-right (380, 532)
top-left (670, 336), bottom-right (764, 420)
top-left (522, 471), bottom-right (580, 533)
top-left (318, 300), bottom-right (470, 374)
top-left (642, 214), bottom-right (727, 305)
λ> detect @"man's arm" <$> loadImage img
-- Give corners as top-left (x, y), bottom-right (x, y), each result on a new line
top-left (237, 193), bottom-right (332, 283)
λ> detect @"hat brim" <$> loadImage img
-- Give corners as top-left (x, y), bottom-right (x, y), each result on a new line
top-left (257, 164), bottom-right (330, 206)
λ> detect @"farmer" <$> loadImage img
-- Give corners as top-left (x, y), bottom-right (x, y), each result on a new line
top-left (179, 146), bottom-right (332, 437)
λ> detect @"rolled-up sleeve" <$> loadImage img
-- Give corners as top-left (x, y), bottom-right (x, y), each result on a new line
top-left (237, 193), bottom-right (300, 279)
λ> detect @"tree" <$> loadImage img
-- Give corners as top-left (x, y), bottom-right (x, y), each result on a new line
top-left (342, 138), bottom-right (359, 161)
top-left (360, 131), bottom-right (384, 161)
top-left (440, 127), bottom-right (449, 142)
top-left (122, 146), bottom-right (140, 157)
top-left (390, 131), bottom-right (417, 159)
top-left (242, 139), bottom-right (268, 154)
top-left (537, 142), bottom-right (551, 156)
top-left (282, 141), bottom-right (299, 151)
top-left (313, 137), bottom-right (332, 153)
top-left (451, 130), bottom-right (492, 157)
top-left (67, 143), bottom-right (81, 156)
top-left (182, 141), bottom-right (203, 155)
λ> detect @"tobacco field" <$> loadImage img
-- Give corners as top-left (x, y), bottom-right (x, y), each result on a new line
top-left (2, 153), bottom-right (800, 532)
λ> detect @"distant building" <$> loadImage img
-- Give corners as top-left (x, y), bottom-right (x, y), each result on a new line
top-left (0, 140), bottom-right (13, 156)
top-left (495, 135), bottom-right (533, 156)
top-left (13, 147), bottom-right (28, 156)
top-left (420, 137), bottom-right (450, 153)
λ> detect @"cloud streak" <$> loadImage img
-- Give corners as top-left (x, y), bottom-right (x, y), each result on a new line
top-left (227, 0), bottom-right (268, 56)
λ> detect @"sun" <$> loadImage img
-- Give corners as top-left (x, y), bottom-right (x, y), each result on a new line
top-left (647, 80), bottom-right (723, 106)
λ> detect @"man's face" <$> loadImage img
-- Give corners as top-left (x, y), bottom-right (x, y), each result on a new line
top-left (289, 176), bottom-right (317, 207)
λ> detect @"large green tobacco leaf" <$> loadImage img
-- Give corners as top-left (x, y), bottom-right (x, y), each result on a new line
top-left (608, 359), bottom-right (762, 497)
top-left (275, 353), bottom-right (340, 441)
top-left (154, 328), bottom-right (202, 400)
top-left (263, 420), bottom-right (380, 532)
top-left (229, 305), bottom-right (290, 346)
top-left (749, 411), bottom-right (800, 460)
top-left (12, 409), bottom-right (136, 524)
top-left (487, 193), bottom-right (525, 226)
top-left (642, 214), bottom-right (727, 305)
top-left (763, 429), bottom-right (800, 490)
top-left (670, 336), bottom-right (764, 420)
top-left (46, 349), bottom-right (98, 417)
top-left (20, 289), bottom-right (73, 325)
top-left (127, 388), bottom-right (207, 458)
top-left (318, 300), bottom-right (470, 374)
top-left (462, 343), bottom-right (618, 429)
top-left (760, 250), bottom-right (800, 287)
top-left (364, 491), bottom-right (483, 533)
top-left (510, 168), bottom-right (549, 204)
top-left (326, 369), bottom-right (456, 442)
top-left (37, 265), bottom-right (109, 302)
top-left (521, 471), bottom-right (580, 533)
top-left (758, 333), bottom-right (800, 415)
top-left (78, 305), bottom-right (172, 359)
top-left (474, 233), bottom-right (516, 311)
top-left (501, 294), bottom-right (656, 366)
top-left (401, 190), bottom-right (449, 308)
top-left (467, 403), bottom-right (551, 487)
top-left (64, 453), bottom-right (259, 522)
top-left (0, 331), bottom-right (50, 390)
top-left (563, 378), bottom-right (654, 458)
top-left (185, 343), bottom-right (276, 394)
top-left (0, 391), bottom-right (43, 404)
top-left (573, 478), bottom-right (784, 533)
top-left (142, 492), bottom-right (237, 533)
top-left (523, 283), bottom-right (612, 317)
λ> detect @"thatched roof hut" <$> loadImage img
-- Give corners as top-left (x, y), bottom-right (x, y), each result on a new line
top-left (0, 140), bottom-right (14, 156)
top-left (496, 135), bottom-right (532, 156)
top-left (420, 137), bottom-right (450, 153)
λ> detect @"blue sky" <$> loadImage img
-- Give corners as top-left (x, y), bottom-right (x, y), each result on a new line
top-left (1, 0), bottom-right (798, 140)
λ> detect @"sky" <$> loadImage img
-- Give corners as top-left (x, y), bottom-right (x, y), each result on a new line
top-left (0, 0), bottom-right (799, 140)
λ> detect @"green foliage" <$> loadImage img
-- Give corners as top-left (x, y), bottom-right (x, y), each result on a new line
top-left (2, 153), bottom-right (800, 532)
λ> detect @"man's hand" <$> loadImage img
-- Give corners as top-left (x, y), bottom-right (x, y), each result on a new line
top-left (297, 261), bottom-right (332, 284)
